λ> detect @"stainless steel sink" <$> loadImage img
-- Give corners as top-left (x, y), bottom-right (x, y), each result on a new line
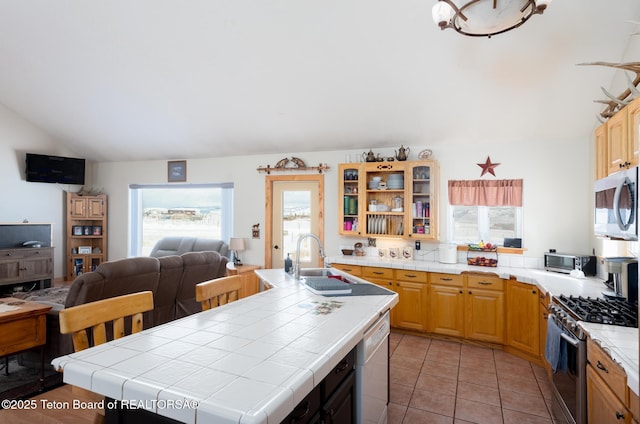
top-left (297, 268), bottom-right (337, 277)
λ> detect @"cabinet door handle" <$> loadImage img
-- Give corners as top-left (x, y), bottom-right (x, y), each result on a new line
top-left (596, 360), bottom-right (609, 373)
top-left (478, 281), bottom-right (491, 285)
top-left (543, 313), bottom-right (548, 320)
top-left (459, 290), bottom-right (463, 294)
top-left (532, 290), bottom-right (537, 294)
top-left (468, 291), bottom-right (472, 294)
top-left (440, 277), bottom-right (453, 281)
top-left (373, 271), bottom-right (384, 275)
top-left (404, 274), bottom-right (417, 278)
top-left (335, 360), bottom-right (350, 374)
top-left (616, 411), bottom-right (625, 420)
top-left (291, 401), bottom-right (311, 423)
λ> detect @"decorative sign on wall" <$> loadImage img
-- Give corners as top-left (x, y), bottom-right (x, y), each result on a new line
top-left (477, 156), bottom-right (500, 177)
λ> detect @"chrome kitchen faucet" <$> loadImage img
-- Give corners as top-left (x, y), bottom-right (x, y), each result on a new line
top-left (294, 233), bottom-right (326, 280)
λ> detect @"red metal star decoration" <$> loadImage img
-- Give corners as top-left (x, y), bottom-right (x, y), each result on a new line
top-left (477, 156), bottom-right (500, 177)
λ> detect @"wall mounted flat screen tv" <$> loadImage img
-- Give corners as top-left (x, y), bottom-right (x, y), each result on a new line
top-left (25, 153), bottom-right (85, 185)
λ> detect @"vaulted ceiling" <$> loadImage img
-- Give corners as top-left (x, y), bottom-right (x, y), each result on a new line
top-left (0, 1), bottom-right (639, 162)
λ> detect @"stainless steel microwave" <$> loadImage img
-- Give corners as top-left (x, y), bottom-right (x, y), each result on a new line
top-left (544, 252), bottom-right (597, 276)
top-left (594, 166), bottom-right (637, 241)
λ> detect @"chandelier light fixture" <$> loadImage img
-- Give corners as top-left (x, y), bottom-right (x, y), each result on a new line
top-left (432, 0), bottom-right (552, 38)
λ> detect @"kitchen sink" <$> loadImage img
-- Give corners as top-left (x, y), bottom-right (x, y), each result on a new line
top-left (297, 268), bottom-right (337, 277)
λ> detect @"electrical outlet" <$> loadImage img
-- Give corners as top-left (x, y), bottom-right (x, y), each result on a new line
top-left (415, 240), bottom-right (421, 250)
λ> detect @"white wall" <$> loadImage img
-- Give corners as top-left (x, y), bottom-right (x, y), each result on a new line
top-left (0, 102), bottom-right (88, 280)
top-left (94, 136), bottom-right (592, 267)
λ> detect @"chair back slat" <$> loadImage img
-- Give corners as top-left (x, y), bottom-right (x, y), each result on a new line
top-left (196, 276), bottom-right (243, 311)
top-left (60, 291), bottom-right (154, 352)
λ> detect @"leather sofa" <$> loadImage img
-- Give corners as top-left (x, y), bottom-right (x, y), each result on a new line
top-left (15, 250), bottom-right (228, 361)
top-left (149, 236), bottom-right (230, 259)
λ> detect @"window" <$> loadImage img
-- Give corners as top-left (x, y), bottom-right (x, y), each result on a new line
top-left (129, 183), bottom-right (233, 256)
top-left (450, 205), bottom-right (522, 244)
top-left (448, 179), bottom-right (523, 245)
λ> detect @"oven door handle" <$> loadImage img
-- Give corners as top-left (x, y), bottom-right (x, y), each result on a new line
top-left (561, 332), bottom-right (580, 347)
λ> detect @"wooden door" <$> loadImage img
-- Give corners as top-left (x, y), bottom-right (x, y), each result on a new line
top-left (506, 280), bottom-right (539, 355)
top-left (465, 289), bottom-right (504, 343)
top-left (265, 175), bottom-right (324, 269)
top-left (595, 122), bottom-right (608, 180)
top-left (69, 197), bottom-right (87, 218)
top-left (607, 111), bottom-right (628, 175)
top-left (429, 285), bottom-right (464, 337)
top-left (586, 366), bottom-right (632, 424)
top-left (626, 96), bottom-right (640, 169)
top-left (394, 281), bottom-right (428, 331)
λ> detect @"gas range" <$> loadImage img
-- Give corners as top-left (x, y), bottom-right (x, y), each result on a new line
top-left (552, 294), bottom-right (638, 330)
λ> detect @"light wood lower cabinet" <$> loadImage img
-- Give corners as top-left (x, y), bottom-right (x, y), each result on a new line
top-left (429, 284), bottom-right (464, 337)
top-left (330, 263), bottom-right (362, 277)
top-left (394, 270), bottom-right (428, 331)
top-left (587, 366), bottom-right (632, 423)
top-left (465, 288), bottom-right (504, 344)
top-left (506, 279), bottom-right (539, 356)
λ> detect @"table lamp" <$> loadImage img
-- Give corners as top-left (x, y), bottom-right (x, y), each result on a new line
top-left (230, 237), bottom-right (246, 265)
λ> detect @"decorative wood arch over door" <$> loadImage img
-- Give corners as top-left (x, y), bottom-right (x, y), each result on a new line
top-left (265, 174), bottom-right (324, 269)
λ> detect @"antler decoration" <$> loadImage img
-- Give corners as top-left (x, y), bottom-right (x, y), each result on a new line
top-left (578, 61), bottom-right (640, 122)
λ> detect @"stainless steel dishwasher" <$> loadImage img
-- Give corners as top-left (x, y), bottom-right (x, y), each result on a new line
top-left (356, 310), bottom-right (390, 424)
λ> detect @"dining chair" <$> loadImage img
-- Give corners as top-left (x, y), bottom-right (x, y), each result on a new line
top-left (59, 291), bottom-right (154, 352)
top-left (195, 275), bottom-right (243, 310)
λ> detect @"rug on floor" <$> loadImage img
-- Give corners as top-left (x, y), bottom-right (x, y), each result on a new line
top-left (0, 356), bottom-right (63, 403)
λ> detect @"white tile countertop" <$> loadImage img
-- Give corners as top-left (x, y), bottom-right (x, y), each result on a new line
top-left (327, 255), bottom-right (638, 395)
top-left (580, 322), bottom-right (639, 396)
top-left (51, 269), bottom-right (398, 424)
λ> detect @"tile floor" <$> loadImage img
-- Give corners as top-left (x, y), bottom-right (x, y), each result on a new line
top-left (388, 331), bottom-right (556, 424)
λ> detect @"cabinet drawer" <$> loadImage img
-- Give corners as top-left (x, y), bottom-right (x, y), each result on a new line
top-left (430, 273), bottom-right (463, 287)
top-left (282, 384), bottom-right (321, 424)
top-left (363, 266), bottom-right (393, 280)
top-left (395, 270), bottom-right (427, 283)
top-left (331, 264), bottom-right (362, 276)
top-left (323, 348), bottom-right (355, 398)
top-left (467, 274), bottom-right (504, 291)
top-left (588, 338), bottom-right (627, 400)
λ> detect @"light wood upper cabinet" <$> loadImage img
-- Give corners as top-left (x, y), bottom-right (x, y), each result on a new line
top-left (626, 96), bottom-right (640, 169)
top-left (595, 122), bottom-right (608, 180)
top-left (338, 163), bottom-right (364, 236)
top-left (337, 160), bottom-right (439, 240)
top-left (598, 98), bottom-right (640, 178)
top-left (506, 279), bottom-right (539, 356)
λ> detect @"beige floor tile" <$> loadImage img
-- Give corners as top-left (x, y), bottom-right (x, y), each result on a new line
top-left (391, 364), bottom-right (420, 388)
top-left (391, 381), bottom-right (414, 406)
top-left (395, 343), bottom-right (430, 360)
top-left (500, 389), bottom-right (550, 418)
top-left (502, 409), bottom-right (553, 424)
top-left (388, 402), bottom-right (408, 424)
top-left (415, 373), bottom-right (458, 396)
top-left (403, 407), bottom-right (454, 424)
top-left (454, 397), bottom-right (504, 424)
top-left (409, 387), bottom-right (456, 417)
top-left (389, 332), bottom-right (551, 424)
top-left (498, 375), bottom-right (545, 397)
top-left (392, 352), bottom-right (426, 371)
top-left (458, 366), bottom-right (498, 388)
top-left (427, 349), bottom-right (461, 365)
top-left (422, 360), bottom-right (460, 380)
top-left (459, 354), bottom-right (496, 371)
top-left (457, 381), bottom-right (501, 407)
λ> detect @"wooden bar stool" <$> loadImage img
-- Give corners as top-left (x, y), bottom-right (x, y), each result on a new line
top-left (195, 275), bottom-right (243, 310)
top-left (59, 291), bottom-right (154, 352)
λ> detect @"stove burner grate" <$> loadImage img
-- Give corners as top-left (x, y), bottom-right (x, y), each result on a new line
top-left (557, 295), bottom-right (638, 328)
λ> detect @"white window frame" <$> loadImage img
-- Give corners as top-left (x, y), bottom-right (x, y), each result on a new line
top-left (448, 205), bottom-right (523, 245)
top-left (128, 183), bottom-right (234, 257)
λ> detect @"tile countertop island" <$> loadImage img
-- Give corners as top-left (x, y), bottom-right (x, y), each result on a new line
top-left (51, 269), bottom-right (398, 424)
top-left (326, 255), bottom-right (639, 396)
